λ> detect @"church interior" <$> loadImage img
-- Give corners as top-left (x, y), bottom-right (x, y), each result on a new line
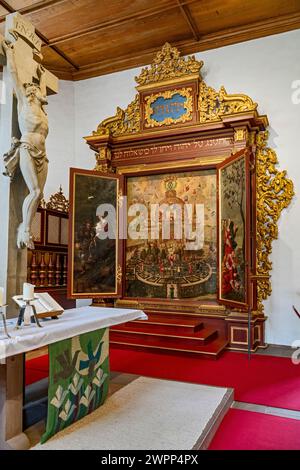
top-left (0, 0), bottom-right (300, 455)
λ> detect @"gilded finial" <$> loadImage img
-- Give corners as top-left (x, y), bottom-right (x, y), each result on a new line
top-left (135, 43), bottom-right (203, 86)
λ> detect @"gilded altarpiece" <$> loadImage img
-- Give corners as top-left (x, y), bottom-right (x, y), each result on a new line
top-left (81, 43), bottom-right (294, 352)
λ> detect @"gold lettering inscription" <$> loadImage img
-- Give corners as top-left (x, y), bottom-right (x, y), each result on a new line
top-left (113, 138), bottom-right (231, 159)
top-left (152, 101), bottom-right (185, 116)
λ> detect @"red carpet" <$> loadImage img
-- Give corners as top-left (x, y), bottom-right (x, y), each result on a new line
top-left (109, 347), bottom-right (300, 411)
top-left (25, 355), bottom-right (49, 386)
top-left (209, 409), bottom-right (300, 450)
top-left (26, 347), bottom-right (300, 411)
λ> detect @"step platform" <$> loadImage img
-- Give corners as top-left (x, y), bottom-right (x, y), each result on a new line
top-left (111, 312), bottom-right (228, 358)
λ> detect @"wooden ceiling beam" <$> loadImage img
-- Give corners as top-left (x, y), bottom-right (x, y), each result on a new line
top-left (176, 0), bottom-right (201, 41)
top-left (0, 0), bottom-right (13, 13)
top-left (67, 11), bottom-right (300, 81)
top-left (0, 0), bottom-right (68, 21)
top-left (0, 0), bottom-right (79, 70)
top-left (43, 0), bottom-right (199, 47)
top-left (37, 29), bottom-right (79, 70)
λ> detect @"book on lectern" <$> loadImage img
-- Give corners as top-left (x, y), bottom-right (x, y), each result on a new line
top-left (12, 292), bottom-right (64, 319)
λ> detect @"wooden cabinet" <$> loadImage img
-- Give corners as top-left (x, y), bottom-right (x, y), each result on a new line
top-left (27, 187), bottom-right (75, 309)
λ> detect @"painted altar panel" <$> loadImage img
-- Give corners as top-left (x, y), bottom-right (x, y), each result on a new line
top-left (125, 169), bottom-right (217, 300)
top-left (217, 150), bottom-right (250, 308)
top-left (68, 168), bottom-right (122, 299)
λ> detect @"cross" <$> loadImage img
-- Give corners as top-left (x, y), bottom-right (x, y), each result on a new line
top-left (0, 11), bottom-right (59, 310)
top-left (0, 13), bottom-right (59, 451)
top-left (0, 12), bottom-right (58, 95)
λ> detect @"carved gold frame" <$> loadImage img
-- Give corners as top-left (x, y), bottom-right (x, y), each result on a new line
top-left (144, 87), bottom-right (193, 128)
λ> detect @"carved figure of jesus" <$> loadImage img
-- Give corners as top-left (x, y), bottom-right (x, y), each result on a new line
top-left (2, 39), bottom-right (49, 250)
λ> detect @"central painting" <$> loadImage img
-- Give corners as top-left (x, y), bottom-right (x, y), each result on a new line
top-left (125, 169), bottom-right (217, 300)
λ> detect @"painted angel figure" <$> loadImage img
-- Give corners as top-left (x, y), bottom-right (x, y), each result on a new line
top-left (2, 39), bottom-right (49, 250)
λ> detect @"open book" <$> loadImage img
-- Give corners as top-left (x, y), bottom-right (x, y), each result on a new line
top-left (12, 293), bottom-right (64, 318)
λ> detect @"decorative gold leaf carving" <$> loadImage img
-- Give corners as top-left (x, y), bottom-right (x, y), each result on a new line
top-left (94, 162), bottom-right (112, 173)
top-left (199, 82), bottom-right (257, 123)
top-left (255, 131), bottom-right (294, 312)
top-left (116, 265), bottom-right (122, 284)
top-left (39, 198), bottom-right (47, 209)
top-left (94, 148), bottom-right (113, 173)
top-left (117, 190), bottom-right (124, 209)
top-left (135, 43), bottom-right (203, 86)
top-left (46, 186), bottom-right (69, 213)
top-left (91, 44), bottom-right (258, 137)
top-left (144, 87), bottom-right (193, 128)
top-left (234, 128), bottom-right (248, 142)
top-left (93, 95), bottom-right (140, 137)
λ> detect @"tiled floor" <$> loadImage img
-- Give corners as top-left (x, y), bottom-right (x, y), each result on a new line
top-left (255, 344), bottom-right (293, 358)
top-left (233, 401), bottom-right (300, 420)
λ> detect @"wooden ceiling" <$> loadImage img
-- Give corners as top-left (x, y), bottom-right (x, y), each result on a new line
top-left (0, 0), bottom-right (300, 81)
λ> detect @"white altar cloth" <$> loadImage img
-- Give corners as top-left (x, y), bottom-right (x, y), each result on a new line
top-left (0, 307), bottom-right (147, 360)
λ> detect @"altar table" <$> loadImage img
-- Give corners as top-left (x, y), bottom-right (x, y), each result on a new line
top-left (0, 307), bottom-right (147, 450)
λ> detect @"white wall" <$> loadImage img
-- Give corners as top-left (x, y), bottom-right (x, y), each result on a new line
top-left (40, 29), bottom-right (300, 345)
top-left (73, 66), bottom-right (141, 170)
top-left (45, 80), bottom-right (75, 200)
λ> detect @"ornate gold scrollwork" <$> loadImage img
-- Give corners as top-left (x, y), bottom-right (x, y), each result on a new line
top-left (91, 44), bottom-right (258, 137)
top-left (46, 186), bottom-right (69, 213)
top-left (199, 82), bottom-right (257, 123)
top-left (135, 42), bottom-right (203, 86)
top-left (234, 128), bottom-right (248, 142)
top-left (144, 87), bottom-right (193, 128)
top-left (93, 95), bottom-right (140, 137)
top-left (117, 190), bottom-right (124, 209)
top-left (116, 265), bottom-right (122, 284)
top-left (39, 198), bottom-right (47, 209)
top-left (255, 131), bottom-right (294, 312)
top-left (94, 148), bottom-right (112, 173)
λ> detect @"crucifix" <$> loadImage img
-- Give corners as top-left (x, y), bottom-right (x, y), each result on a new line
top-left (0, 12), bottom-right (58, 250)
top-left (0, 12), bottom-right (58, 312)
top-left (0, 12), bottom-right (58, 450)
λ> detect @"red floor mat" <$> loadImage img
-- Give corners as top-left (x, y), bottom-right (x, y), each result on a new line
top-left (110, 347), bottom-right (300, 411)
top-left (26, 347), bottom-right (300, 411)
top-left (209, 408), bottom-right (300, 450)
top-left (25, 355), bottom-right (49, 385)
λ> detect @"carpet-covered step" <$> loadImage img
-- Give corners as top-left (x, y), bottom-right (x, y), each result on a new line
top-left (111, 325), bottom-right (217, 344)
top-left (141, 313), bottom-right (204, 323)
top-left (111, 317), bottom-right (204, 336)
top-left (110, 331), bottom-right (228, 358)
top-left (139, 313), bottom-right (204, 328)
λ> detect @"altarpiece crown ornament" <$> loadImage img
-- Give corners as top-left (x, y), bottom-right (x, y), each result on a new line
top-left (82, 42), bottom-right (294, 352)
top-left (135, 42), bottom-right (204, 86)
top-left (46, 186), bottom-right (69, 213)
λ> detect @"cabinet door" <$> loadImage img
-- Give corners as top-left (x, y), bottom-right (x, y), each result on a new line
top-left (68, 168), bottom-right (124, 299)
top-left (217, 148), bottom-right (251, 309)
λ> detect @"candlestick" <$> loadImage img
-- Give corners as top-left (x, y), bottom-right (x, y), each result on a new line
top-left (23, 283), bottom-right (35, 301)
top-left (0, 287), bottom-right (4, 307)
top-left (15, 299), bottom-right (42, 329)
top-left (23, 304), bottom-right (32, 326)
top-left (0, 305), bottom-right (11, 339)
